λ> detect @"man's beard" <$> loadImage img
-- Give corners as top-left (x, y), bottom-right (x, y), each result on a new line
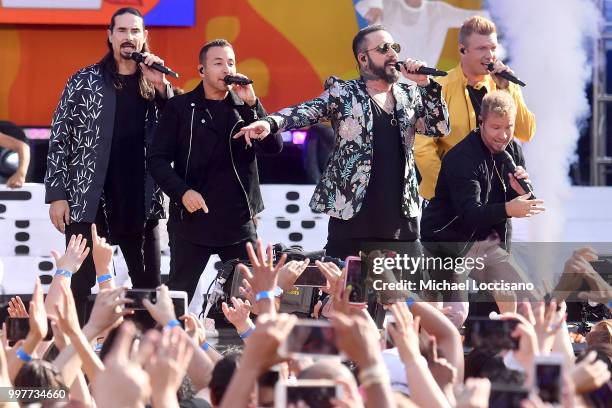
top-left (364, 54), bottom-right (400, 84)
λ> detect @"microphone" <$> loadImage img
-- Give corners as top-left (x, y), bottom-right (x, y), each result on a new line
top-left (486, 63), bottom-right (526, 87)
top-left (499, 150), bottom-right (536, 199)
top-left (224, 75), bottom-right (254, 86)
top-left (130, 52), bottom-right (179, 79)
top-left (394, 62), bottom-right (447, 77)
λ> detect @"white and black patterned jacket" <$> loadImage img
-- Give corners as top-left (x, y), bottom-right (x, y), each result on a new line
top-left (44, 63), bottom-right (166, 223)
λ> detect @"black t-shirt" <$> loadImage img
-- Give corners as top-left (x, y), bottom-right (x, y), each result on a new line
top-left (467, 85), bottom-right (488, 119)
top-left (474, 151), bottom-right (507, 241)
top-left (171, 96), bottom-right (255, 246)
top-left (103, 74), bottom-right (147, 237)
top-left (328, 98), bottom-right (419, 241)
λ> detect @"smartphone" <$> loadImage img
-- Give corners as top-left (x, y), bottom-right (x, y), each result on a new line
top-left (167, 290), bottom-right (188, 326)
top-left (125, 289), bottom-right (157, 310)
top-left (383, 314), bottom-right (396, 349)
top-left (589, 257), bottom-right (612, 285)
top-left (345, 256), bottom-right (367, 304)
top-left (294, 265), bottom-right (327, 287)
top-left (275, 379), bottom-right (342, 408)
top-left (488, 384), bottom-right (529, 408)
top-left (280, 319), bottom-right (340, 359)
top-left (535, 354), bottom-right (563, 404)
top-left (6, 317), bottom-right (53, 345)
top-left (464, 317), bottom-right (519, 350)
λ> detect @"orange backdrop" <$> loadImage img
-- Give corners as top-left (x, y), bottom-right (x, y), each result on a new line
top-left (0, 0), bottom-right (481, 126)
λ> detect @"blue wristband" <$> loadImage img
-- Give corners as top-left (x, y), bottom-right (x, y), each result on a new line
top-left (201, 342), bottom-right (210, 351)
top-left (16, 347), bottom-right (32, 363)
top-left (255, 290), bottom-right (274, 302)
top-left (165, 319), bottom-right (181, 329)
top-left (55, 269), bottom-right (72, 279)
top-left (96, 274), bottom-right (113, 284)
top-left (239, 326), bottom-right (254, 339)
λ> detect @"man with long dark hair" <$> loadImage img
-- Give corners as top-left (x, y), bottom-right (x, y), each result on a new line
top-left (45, 7), bottom-right (172, 319)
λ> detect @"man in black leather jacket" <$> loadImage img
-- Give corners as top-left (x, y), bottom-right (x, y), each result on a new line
top-left (421, 90), bottom-right (545, 327)
top-left (147, 39), bottom-right (283, 302)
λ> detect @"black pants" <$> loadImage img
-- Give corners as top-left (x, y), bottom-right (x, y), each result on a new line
top-left (167, 233), bottom-right (256, 304)
top-left (65, 216), bottom-right (161, 322)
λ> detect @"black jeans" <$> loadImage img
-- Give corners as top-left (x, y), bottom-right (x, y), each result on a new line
top-left (167, 233), bottom-right (256, 304)
top-left (65, 216), bottom-right (160, 322)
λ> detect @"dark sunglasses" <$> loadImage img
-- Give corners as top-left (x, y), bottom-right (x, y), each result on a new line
top-left (365, 42), bottom-right (401, 54)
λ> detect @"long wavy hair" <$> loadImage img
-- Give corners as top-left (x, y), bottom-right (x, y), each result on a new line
top-left (99, 7), bottom-right (155, 101)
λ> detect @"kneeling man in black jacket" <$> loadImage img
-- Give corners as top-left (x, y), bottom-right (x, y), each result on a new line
top-left (421, 90), bottom-right (545, 327)
top-left (147, 39), bottom-right (282, 303)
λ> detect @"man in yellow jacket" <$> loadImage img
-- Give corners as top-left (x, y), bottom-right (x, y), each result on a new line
top-left (415, 15), bottom-right (536, 201)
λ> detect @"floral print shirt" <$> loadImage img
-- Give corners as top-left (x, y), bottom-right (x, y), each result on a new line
top-left (267, 76), bottom-right (450, 220)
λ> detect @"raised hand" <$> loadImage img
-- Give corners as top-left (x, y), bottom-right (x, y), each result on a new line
top-left (387, 302), bottom-right (422, 363)
top-left (277, 259), bottom-right (310, 292)
top-left (518, 300), bottom-right (566, 353)
top-left (316, 261), bottom-right (344, 296)
top-left (143, 285), bottom-right (176, 326)
top-left (91, 224), bottom-right (113, 277)
top-left (51, 234), bottom-right (90, 274)
top-left (221, 297), bottom-right (253, 334)
top-left (84, 287), bottom-right (133, 336)
top-left (92, 322), bottom-right (152, 407)
top-left (236, 240), bottom-right (287, 314)
top-left (181, 313), bottom-right (212, 349)
top-left (144, 328), bottom-right (194, 407)
top-left (7, 297), bottom-right (28, 318)
top-left (27, 278), bottom-right (48, 342)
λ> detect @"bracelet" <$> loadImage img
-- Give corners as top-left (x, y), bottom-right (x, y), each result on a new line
top-left (201, 342), bottom-right (210, 351)
top-left (96, 274), bottom-right (113, 284)
top-left (54, 269), bottom-right (73, 279)
top-left (165, 319), bottom-right (181, 329)
top-left (16, 347), bottom-right (33, 363)
top-left (255, 290), bottom-right (274, 302)
top-left (273, 286), bottom-right (284, 298)
top-left (358, 363), bottom-right (389, 388)
top-left (239, 326), bottom-right (255, 339)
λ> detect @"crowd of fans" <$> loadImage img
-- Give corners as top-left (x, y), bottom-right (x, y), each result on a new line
top-left (0, 228), bottom-right (611, 407)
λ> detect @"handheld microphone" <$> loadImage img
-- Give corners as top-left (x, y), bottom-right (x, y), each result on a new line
top-left (499, 150), bottom-right (536, 199)
top-left (486, 63), bottom-right (526, 87)
top-left (394, 62), bottom-right (447, 77)
top-left (130, 52), bottom-right (179, 78)
top-left (224, 75), bottom-right (254, 85)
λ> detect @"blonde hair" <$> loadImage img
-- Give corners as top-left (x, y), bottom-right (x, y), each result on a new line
top-left (481, 90), bottom-right (516, 122)
top-left (459, 16), bottom-right (497, 46)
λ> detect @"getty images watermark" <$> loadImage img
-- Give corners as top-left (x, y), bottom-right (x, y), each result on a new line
top-left (370, 253), bottom-right (536, 292)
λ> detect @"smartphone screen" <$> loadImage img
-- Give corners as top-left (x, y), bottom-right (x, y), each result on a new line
top-left (6, 317), bottom-right (29, 343)
top-left (345, 256), bottom-right (367, 303)
top-left (284, 321), bottom-right (340, 357)
top-left (6, 317), bottom-right (53, 344)
top-left (489, 385), bottom-right (529, 408)
top-left (536, 362), bottom-right (562, 403)
top-left (464, 318), bottom-right (519, 350)
top-left (125, 289), bottom-right (157, 310)
top-left (294, 265), bottom-right (327, 287)
top-left (287, 385), bottom-right (337, 408)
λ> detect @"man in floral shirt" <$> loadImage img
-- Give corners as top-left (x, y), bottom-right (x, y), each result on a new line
top-left (236, 25), bottom-right (449, 258)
